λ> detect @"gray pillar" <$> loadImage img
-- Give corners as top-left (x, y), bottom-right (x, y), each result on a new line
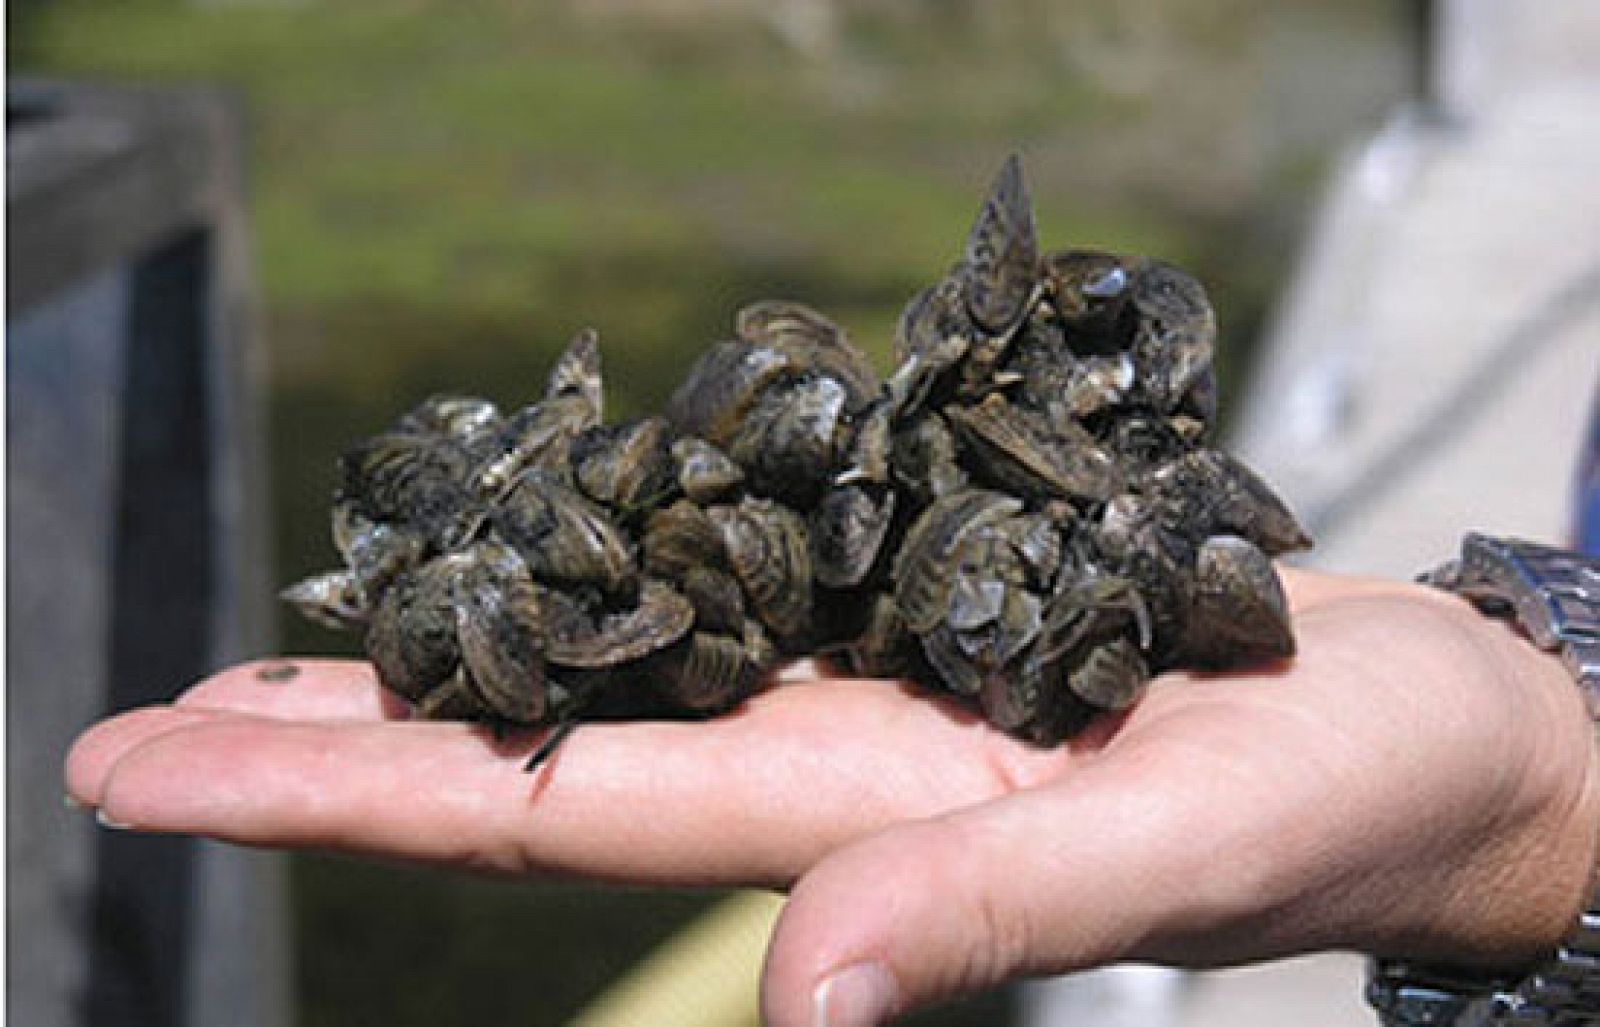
top-left (7, 81), bottom-right (288, 1027)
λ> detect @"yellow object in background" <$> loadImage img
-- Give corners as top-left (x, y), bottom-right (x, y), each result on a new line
top-left (569, 890), bottom-right (786, 1027)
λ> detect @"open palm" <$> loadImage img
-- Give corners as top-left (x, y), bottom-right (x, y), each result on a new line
top-left (65, 568), bottom-right (1599, 1024)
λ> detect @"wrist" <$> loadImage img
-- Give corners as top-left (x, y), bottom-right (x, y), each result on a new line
top-left (1371, 604), bottom-right (1598, 963)
top-left (1367, 535), bottom-right (1600, 1025)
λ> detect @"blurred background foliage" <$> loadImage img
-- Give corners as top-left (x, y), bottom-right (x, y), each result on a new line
top-left (14, 0), bottom-right (1406, 1022)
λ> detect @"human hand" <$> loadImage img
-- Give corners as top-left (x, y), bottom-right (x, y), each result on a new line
top-left (64, 568), bottom-right (1600, 1026)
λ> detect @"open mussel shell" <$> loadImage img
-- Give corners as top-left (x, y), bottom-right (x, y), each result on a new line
top-left (541, 579), bottom-right (695, 670)
top-left (1040, 249), bottom-right (1138, 349)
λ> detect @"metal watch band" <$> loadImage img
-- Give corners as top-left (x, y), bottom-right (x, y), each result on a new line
top-left (1426, 534), bottom-right (1600, 711)
top-left (1367, 534), bottom-right (1600, 1027)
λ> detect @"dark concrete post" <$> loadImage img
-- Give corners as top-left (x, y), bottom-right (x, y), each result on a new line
top-left (7, 81), bottom-right (288, 1027)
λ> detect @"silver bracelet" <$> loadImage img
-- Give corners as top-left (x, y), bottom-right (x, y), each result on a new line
top-left (1366, 534), bottom-right (1600, 1026)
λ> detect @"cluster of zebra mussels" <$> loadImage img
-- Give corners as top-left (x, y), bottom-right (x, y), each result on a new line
top-left (284, 156), bottom-right (1309, 761)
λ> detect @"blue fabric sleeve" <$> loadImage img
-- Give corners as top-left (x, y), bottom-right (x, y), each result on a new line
top-left (1578, 379), bottom-right (1600, 557)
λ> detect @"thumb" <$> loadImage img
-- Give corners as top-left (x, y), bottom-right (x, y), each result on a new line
top-left (760, 760), bottom-right (1277, 1027)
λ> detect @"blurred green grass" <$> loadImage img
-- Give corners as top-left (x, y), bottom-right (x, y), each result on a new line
top-left (15, 1), bottom-right (1188, 375)
top-left (293, 857), bottom-right (730, 1027)
top-left (16, 2), bottom-right (1402, 1023)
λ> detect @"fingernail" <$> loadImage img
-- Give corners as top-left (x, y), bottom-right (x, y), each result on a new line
top-left (95, 809), bottom-right (133, 830)
top-left (64, 794), bottom-right (87, 811)
top-left (813, 962), bottom-right (898, 1027)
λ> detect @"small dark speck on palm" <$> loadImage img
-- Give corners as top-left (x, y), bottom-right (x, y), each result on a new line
top-left (256, 662), bottom-right (302, 684)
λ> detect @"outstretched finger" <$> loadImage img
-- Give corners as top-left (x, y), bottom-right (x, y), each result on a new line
top-left (66, 705), bottom-right (234, 808)
top-left (89, 680), bottom-right (1058, 886)
top-left (67, 659), bottom-right (404, 809)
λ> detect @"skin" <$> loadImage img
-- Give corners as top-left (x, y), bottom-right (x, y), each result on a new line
top-left (63, 568), bottom-right (1600, 1026)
